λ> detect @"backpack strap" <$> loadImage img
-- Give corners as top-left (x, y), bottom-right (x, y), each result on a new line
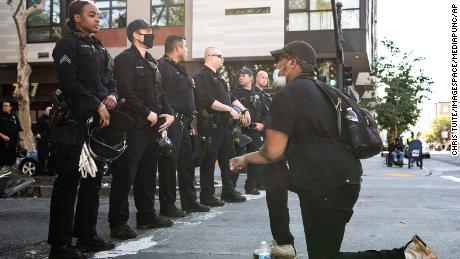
top-left (311, 79), bottom-right (342, 136)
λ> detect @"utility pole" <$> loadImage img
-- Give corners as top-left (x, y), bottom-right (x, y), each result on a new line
top-left (331, 0), bottom-right (344, 93)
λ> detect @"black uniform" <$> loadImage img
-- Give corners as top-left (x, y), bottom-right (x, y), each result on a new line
top-left (34, 114), bottom-right (51, 175)
top-left (108, 45), bottom-right (174, 228)
top-left (157, 56), bottom-right (199, 211)
top-left (0, 111), bottom-right (21, 167)
top-left (193, 66), bottom-right (239, 200)
top-left (232, 86), bottom-right (269, 192)
top-left (49, 32), bottom-right (117, 247)
top-left (269, 74), bottom-right (404, 259)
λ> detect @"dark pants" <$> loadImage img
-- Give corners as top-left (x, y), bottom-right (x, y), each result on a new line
top-left (158, 121), bottom-right (198, 210)
top-left (263, 161), bottom-right (294, 245)
top-left (200, 127), bottom-right (236, 198)
top-left (298, 184), bottom-right (405, 259)
top-left (109, 128), bottom-right (158, 227)
top-left (244, 131), bottom-right (263, 191)
top-left (37, 137), bottom-right (50, 175)
top-left (0, 139), bottom-right (17, 167)
top-left (48, 123), bottom-right (103, 247)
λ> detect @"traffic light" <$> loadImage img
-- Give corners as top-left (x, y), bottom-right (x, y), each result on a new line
top-left (329, 65), bottom-right (337, 87)
top-left (343, 66), bottom-right (353, 87)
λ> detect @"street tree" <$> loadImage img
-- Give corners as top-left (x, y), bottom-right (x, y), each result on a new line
top-left (370, 40), bottom-right (432, 140)
top-left (425, 116), bottom-right (451, 144)
top-left (6, 0), bottom-right (47, 151)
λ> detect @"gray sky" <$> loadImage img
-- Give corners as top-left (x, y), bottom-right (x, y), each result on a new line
top-left (377, 0), bottom-right (452, 103)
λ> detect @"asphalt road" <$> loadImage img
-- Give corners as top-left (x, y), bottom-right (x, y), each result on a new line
top-left (1, 154), bottom-right (459, 259)
top-left (430, 151), bottom-right (460, 167)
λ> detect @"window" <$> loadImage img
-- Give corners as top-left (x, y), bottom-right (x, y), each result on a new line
top-left (151, 0), bottom-right (185, 26)
top-left (26, 0), bottom-right (61, 43)
top-left (287, 0), bottom-right (360, 31)
top-left (94, 0), bottom-right (127, 29)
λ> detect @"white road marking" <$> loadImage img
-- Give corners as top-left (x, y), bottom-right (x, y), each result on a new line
top-left (93, 237), bottom-right (157, 258)
top-left (440, 175), bottom-right (460, 183)
top-left (93, 190), bottom-right (265, 258)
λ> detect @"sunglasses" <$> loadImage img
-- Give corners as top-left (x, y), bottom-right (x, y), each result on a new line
top-left (209, 54), bottom-right (223, 59)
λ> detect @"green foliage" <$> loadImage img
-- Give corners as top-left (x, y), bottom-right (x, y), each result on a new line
top-left (369, 40), bottom-right (432, 139)
top-left (425, 116), bottom-right (451, 143)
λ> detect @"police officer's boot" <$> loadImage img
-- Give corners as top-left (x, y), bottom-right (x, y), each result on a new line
top-left (49, 245), bottom-right (87, 259)
top-left (200, 196), bottom-right (225, 207)
top-left (221, 191), bottom-right (246, 202)
top-left (76, 235), bottom-right (115, 252)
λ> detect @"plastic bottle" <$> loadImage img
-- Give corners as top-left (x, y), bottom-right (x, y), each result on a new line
top-left (345, 107), bottom-right (359, 122)
top-left (258, 241), bottom-right (272, 259)
top-left (345, 107), bottom-right (366, 149)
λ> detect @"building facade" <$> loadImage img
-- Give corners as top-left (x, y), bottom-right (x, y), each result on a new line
top-left (0, 0), bottom-right (377, 119)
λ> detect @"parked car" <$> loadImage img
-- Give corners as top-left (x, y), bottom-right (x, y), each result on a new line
top-left (15, 149), bottom-right (38, 176)
top-left (404, 141), bottom-right (430, 158)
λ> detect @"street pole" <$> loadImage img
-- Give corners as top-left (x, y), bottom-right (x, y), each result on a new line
top-left (332, 0), bottom-right (344, 93)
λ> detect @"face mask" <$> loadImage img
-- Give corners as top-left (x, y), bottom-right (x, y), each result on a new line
top-left (273, 69), bottom-right (286, 87)
top-left (273, 59), bottom-right (294, 87)
top-left (138, 33), bottom-right (154, 49)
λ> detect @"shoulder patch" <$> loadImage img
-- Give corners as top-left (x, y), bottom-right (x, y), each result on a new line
top-left (59, 55), bottom-right (71, 64)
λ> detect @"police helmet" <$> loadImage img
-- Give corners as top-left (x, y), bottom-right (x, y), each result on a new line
top-left (87, 126), bottom-right (127, 163)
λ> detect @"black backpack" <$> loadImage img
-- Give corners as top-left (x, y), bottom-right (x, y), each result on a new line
top-left (312, 79), bottom-right (383, 159)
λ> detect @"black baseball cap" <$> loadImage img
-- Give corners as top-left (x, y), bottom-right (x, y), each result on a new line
top-left (126, 19), bottom-right (156, 41)
top-left (239, 67), bottom-right (253, 76)
top-left (270, 40), bottom-right (317, 65)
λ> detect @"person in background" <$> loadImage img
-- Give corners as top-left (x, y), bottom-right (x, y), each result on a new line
top-left (34, 106), bottom-right (52, 175)
top-left (231, 67), bottom-right (269, 195)
top-left (0, 101), bottom-right (22, 172)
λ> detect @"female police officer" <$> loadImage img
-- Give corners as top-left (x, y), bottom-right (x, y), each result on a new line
top-left (230, 41), bottom-right (437, 259)
top-left (48, 1), bottom-right (117, 258)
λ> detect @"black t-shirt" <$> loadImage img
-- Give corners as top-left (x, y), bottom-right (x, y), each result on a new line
top-left (268, 74), bottom-right (362, 197)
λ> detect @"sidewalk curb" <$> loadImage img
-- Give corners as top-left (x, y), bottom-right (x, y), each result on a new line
top-left (17, 176), bottom-right (223, 198)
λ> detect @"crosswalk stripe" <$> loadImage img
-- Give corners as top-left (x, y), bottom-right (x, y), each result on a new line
top-left (440, 175), bottom-right (460, 183)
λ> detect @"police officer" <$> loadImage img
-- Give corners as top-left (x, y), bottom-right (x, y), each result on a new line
top-left (231, 67), bottom-right (269, 195)
top-left (254, 70), bottom-right (271, 189)
top-left (34, 106), bottom-right (52, 175)
top-left (157, 35), bottom-right (210, 215)
top-left (0, 101), bottom-right (22, 172)
top-left (230, 41), bottom-right (438, 259)
top-left (194, 47), bottom-right (250, 206)
top-left (108, 19), bottom-right (175, 240)
top-left (49, 1), bottom-right (116, 258)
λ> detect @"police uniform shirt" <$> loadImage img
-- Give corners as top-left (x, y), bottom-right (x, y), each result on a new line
top-left (157, 56), bottom-right (195, 115)
top-left (232, 86), bottom-right (268, 125)
top-left (52, 32), bottom-right (118, 120)
top-left (0, 111), bottom-right (22, 141)
top-left (113, 45), bottom-right (173, 128)
top-left (268, 74), bottom-right (362, 197)
top-left (194, 66), bottom-right (236, 113)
